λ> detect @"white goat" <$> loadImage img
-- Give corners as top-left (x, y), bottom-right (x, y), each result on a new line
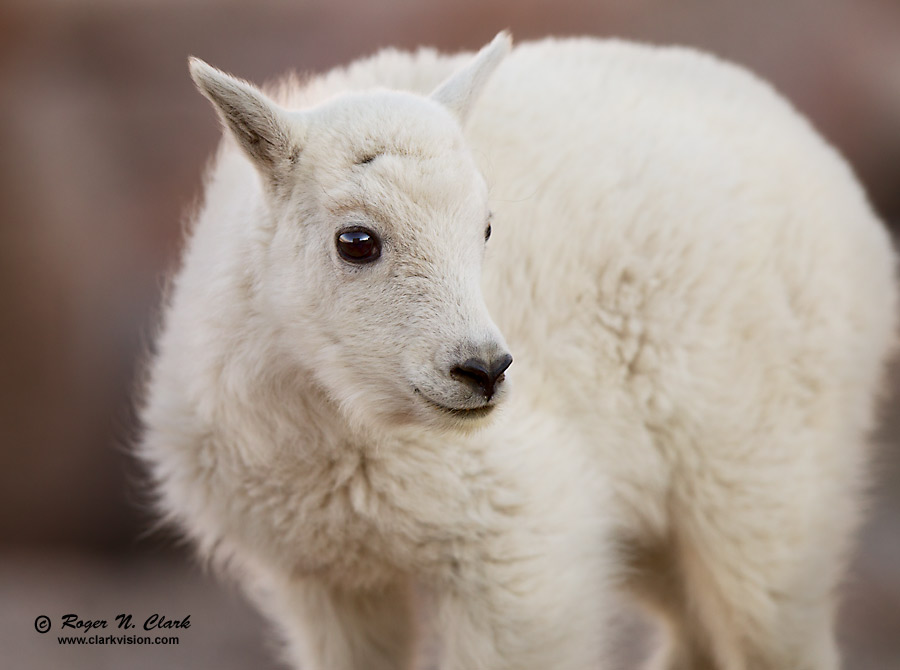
top-left (139, 32), bottom-right (898, 670)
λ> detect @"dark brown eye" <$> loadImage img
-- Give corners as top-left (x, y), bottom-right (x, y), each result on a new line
top-left (485, 224), bottom-right (492, 242)
top-left (336, 228), bottom-right (381, 264)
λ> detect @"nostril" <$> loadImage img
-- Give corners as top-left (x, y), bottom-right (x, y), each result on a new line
top-left (491, 353), bottom-right (513, 380)
top-left (450, 353), bottom-right (513, 400)
top-left (451, 358), bottom-right (492, 392)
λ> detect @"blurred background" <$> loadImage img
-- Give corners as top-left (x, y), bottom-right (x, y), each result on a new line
top-left (1, 0), bottom-right (898, 667)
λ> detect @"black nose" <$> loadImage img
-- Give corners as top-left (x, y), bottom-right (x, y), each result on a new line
top-left (450, 353), bottom-right (513, 400)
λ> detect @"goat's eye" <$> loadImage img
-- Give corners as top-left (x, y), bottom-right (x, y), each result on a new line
top-left (484, 224), bottom-right (492, 242)
top-left (336, 228), bottom-right (381, 264)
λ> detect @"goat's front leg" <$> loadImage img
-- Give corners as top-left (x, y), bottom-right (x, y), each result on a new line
top-left (269, 577), bottom-right (416, 670)
top-left (434, 529), bottom-right (612, 670)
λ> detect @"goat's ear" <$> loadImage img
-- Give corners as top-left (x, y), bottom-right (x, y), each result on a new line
top-left (430, 31), bottom-right (512, 124)
top-left (189, 58), bottom-right (299, 181)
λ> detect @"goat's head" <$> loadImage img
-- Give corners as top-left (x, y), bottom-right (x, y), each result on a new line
top-left (190, 33), bottom-right (514, 432)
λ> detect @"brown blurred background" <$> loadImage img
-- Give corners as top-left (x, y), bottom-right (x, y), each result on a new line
top-left (1, 1), bottom-right (898, 668)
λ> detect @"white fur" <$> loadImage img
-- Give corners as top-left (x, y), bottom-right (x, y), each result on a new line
top-left (140, 33), bottom-right (898, 670)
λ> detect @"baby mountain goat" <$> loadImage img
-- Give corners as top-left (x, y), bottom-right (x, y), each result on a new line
top-left (140, 33), bottom-right (897, 670)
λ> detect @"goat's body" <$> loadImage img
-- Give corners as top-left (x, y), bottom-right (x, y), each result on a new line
top-left (477, 41), bottom-right (897, 668)
top-left (141, 38), bottom-right (897, 669)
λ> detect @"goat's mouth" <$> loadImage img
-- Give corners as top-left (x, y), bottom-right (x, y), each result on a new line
top-left (414, 389), bottom-right (497, 419)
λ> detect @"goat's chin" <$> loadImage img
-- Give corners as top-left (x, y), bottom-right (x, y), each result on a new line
top-left (410, 388), bottom-right (506, 433)
top-left (431, 410), bottom-right (500, 434)
top-left (337, 385), bottom-right (508, 436)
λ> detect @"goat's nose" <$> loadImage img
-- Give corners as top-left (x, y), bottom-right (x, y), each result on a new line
top-left (450, 353), bottom-right (513, 400)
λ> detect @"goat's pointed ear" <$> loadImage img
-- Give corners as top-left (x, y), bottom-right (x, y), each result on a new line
top-left (189, 57), bottom-right (299, 181)
top-left (430, 31), bottom-right (511, 124)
